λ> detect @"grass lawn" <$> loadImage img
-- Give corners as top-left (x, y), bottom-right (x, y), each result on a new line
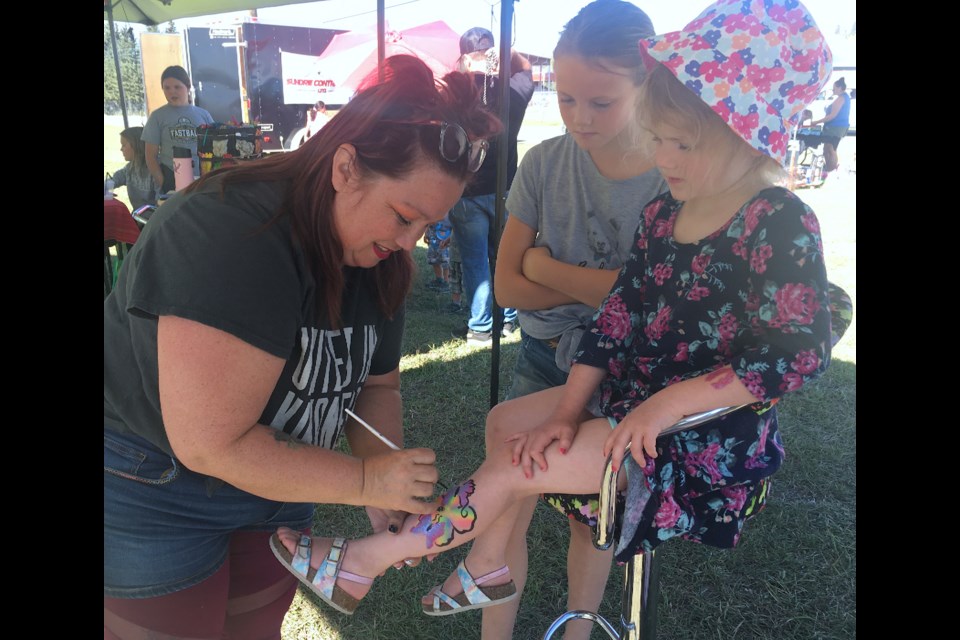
top-left (104, 116), bottom-right (855, 640)
top-left (280, 180), bottom-right (856, 638)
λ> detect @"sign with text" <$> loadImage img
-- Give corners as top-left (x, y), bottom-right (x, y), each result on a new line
top-left (280, 51), bottom-right (341, 104)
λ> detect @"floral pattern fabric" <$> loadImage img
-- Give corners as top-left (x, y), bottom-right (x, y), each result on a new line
top-left (572, 186), bottom-right (832, 561)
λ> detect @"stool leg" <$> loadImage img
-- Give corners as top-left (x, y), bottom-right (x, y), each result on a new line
top-left (542, 610), bottom-right (620, 640)
top-left (621, 550), bottom-right (660, 640)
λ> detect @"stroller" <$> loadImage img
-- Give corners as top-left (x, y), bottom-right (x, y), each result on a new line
top-left (788, 116), bottom-right (827, 189)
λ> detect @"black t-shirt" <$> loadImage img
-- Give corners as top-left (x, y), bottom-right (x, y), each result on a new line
top-left (464, 69), bottom-right (535, 197)
top-left (104, 177), bottom-right (405, 455)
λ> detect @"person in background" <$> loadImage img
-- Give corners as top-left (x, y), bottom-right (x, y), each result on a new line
top-left (142, 65), bottom-right (215, 194)
top-left (811, 77), bottom-right (850, 177)
top-left (108, 126), bottom-right (158, 210)
top-left (268, 0), bottom-right (833, 626)
top-left (446, 230), bottom-right (466, 314)
top-left (305, 100), bottom-right (331, 140)
top-left (449, 27), bottom-right (535, 346)
top-left (104, 55), bottom-right (501, 640)
top-left (423, 218), bottom-right (452, 292)
top-left (489, 1), bottom-right (667, 637)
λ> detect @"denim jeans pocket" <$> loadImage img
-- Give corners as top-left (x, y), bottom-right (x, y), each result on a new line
top-left (104, 431), bottom-right (180, 485)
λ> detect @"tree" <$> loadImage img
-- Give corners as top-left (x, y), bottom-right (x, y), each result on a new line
top-left (104, 22), bottom-right (146, 116)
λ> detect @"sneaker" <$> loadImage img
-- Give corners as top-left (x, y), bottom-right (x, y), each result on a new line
top-left (501, 321), bottom-right (517, 336)
top-left (425, 278), bottom-right (444, 291)
top-left (452, 324), bottom-right (492, 346)
top-left (443, 302), bottom-right (464, 314)
top-left (435, 281), bottom-right (451, 293)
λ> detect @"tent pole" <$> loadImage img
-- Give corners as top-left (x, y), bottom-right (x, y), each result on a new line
top-left (107, 2), bottom-right (130, 129)
top-left (377, 0), bottom-right (385, 82)
top-left (489, 0), bottom-right (515, 408)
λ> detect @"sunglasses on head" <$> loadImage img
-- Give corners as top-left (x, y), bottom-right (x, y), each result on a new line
top-left (384, 120), bottom-right (487, 172)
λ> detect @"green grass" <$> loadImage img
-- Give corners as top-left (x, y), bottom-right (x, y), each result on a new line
top-left (278, 176), bottom-right (856, 639)
top-left (105, 116), bottom-right (855, 640)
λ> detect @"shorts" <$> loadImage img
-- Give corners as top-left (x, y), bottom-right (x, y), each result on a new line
top-left (104, 429), bottom-right (314, 598)
top-left (542, 416), bottom-right (625, 527)
top-left (449, 260), bottom-right (463, 295)
top-left (820, 125), bottom-right (849, 149)
top-left (426, 243), bottom-right (450, 267)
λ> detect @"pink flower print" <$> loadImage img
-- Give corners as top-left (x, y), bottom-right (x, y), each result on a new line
top-left (596, 294), bottom-right (631, 340)
top-left (730, 110), bottom-right (760, 141)
top-left (654, 488), bottom-right (683, 529)
top-left (712, 100), bottom-right (733, 125)
top-left (731, 238), bottom-right (748, 260)
top-left (691, 254), bottom-right (712, 275)
top-left (719, 313), bottom-right (739, 341)
top-left (723, 13), bottom-right (764, 37)
top-left (750, 244), bottom-right (773, 274)
top-left (687, 284), bottom-right (710, 301)
top-left (713, 81), bottom-right (731, 99)
top-left (700, 60), bottom-right (724, 83)
top-left (743, 198), bottom-right (773, 237)
top-left (634, 356), bottom-right (653, 378)
top-left (801, 212), bottom-right (820, 235)
top-left (745, 291), bottom-right (760, 312)
top-left (721, 485), bottom-right (749, 513)
top-left (791, 349), bottom-right (820, 375)
top-left (746, 64), bottom-right (786, 94)
top-left (774, 283), bottom-right (821, 326)
top-left (731, 33), bottom-right (751, 50)
top-left (644, 199), bottom-right (665, 228)
top-left (673, 342), bottom-right (690, 362)
top-left (768, 130), bottom-right (788, 156)
top-left (644, 305), bottom-right (673, 341)
top-left (691, 34), bottom-right (715, 51)
top-left (684, 442), bottom-right (724, 484)
top-left (652, 263), bottom-right (673, 285)
top-left (652, 218), bottom-right (672, 239)
top-left (723, 53), bottom-right (747, 83)
top-left (608, 356), bottom-right (624, 378)
top-left (663, 55), bottom-right (685, 74)
top-left (743, 370), bottom-right (766, 399)
top-left (778, 372), bottom-right (804, 392)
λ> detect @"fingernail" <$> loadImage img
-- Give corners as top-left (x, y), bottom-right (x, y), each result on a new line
top-left (524, 471), bottom-right (531, 479)
top-left (388, 524), bottom-right (399, 534)
top-left (559, 448), bottom-right (567, 454)
top-left (404, 558), bottom-right (415, 565)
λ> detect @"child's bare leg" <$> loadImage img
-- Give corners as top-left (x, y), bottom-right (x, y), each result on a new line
top-left (274, 390), bottom-right (613, 605)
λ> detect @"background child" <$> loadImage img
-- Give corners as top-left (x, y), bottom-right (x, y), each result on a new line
top-left (446, 230), bottom-right (466, 314)
top-left (142, 65), bottom-right (214, 193)
top-left (423, 219), bottom-right (452, 292)
top-left (270, 0), bottom-right (834, 624)
top-left (107, 126), bottom-right (158, 210)
top-left (492, 1), bottom-right (667, 636)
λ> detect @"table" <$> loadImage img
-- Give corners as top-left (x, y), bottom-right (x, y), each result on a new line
top-left (104, 198), bottom-right (138, 297)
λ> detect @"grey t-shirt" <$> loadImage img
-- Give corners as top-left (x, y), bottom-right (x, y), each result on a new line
top-left (142, 104), bottom-right (215, 175)
top-left (505, 133), bottom-right (668, 371)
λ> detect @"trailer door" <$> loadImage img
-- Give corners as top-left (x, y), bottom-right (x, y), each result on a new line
top-left (186, 27), bottom-right (243, 124)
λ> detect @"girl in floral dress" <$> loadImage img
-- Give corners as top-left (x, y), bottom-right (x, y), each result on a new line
top-left (270, 0), bottom-right (836, 617)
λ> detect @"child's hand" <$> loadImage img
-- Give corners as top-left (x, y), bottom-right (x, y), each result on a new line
top-left (602, 400), bottom-right (678, 473)
top-left (521, 246), bottom-right (552, 284)
top-left (507, 415), bottom-right (579, 479)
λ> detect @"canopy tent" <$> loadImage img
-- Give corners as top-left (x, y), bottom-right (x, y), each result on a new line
top-left (104, 0), bottom-right (519, 405)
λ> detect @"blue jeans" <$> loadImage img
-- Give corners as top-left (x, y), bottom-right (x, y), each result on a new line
top-left (505, 330), bottom-right (570, 400)
top-left (104, 429), bottom-right (313, 598)
top-left (448, 193), bottom-right (517, 333)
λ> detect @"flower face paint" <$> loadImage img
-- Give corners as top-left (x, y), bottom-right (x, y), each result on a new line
top-left (410, 480), bottom-right (477, 549)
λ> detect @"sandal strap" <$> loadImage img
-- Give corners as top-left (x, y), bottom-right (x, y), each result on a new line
top-left (314, 537), bottom-right (348, 597)
top-left (456, 560), bottom-right (492, 606)
top-left (472, 565), bottom-right (510, 586)
top-left (291, 535), bottom-right (313, 577)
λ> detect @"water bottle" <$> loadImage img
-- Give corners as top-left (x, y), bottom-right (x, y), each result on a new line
top-left (104, 172), bottom-right (115, 200)
top-left (172, 146), bottom-right (196, 191)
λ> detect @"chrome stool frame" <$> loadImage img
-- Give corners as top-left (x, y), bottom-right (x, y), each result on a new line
top-left (542, 405), bottom-right (746, 640)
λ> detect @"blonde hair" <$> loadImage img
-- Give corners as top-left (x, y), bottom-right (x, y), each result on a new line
top-left (636, 65), bottom-right (784, 184)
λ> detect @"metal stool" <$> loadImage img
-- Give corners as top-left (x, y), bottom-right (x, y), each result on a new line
top-left (543, 282), bottom-right (852, 639)
top-left (542, 406), bottom-right (745, 640)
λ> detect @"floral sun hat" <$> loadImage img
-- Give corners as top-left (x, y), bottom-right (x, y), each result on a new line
top-left (638, 0), bottom-right (832, 165)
